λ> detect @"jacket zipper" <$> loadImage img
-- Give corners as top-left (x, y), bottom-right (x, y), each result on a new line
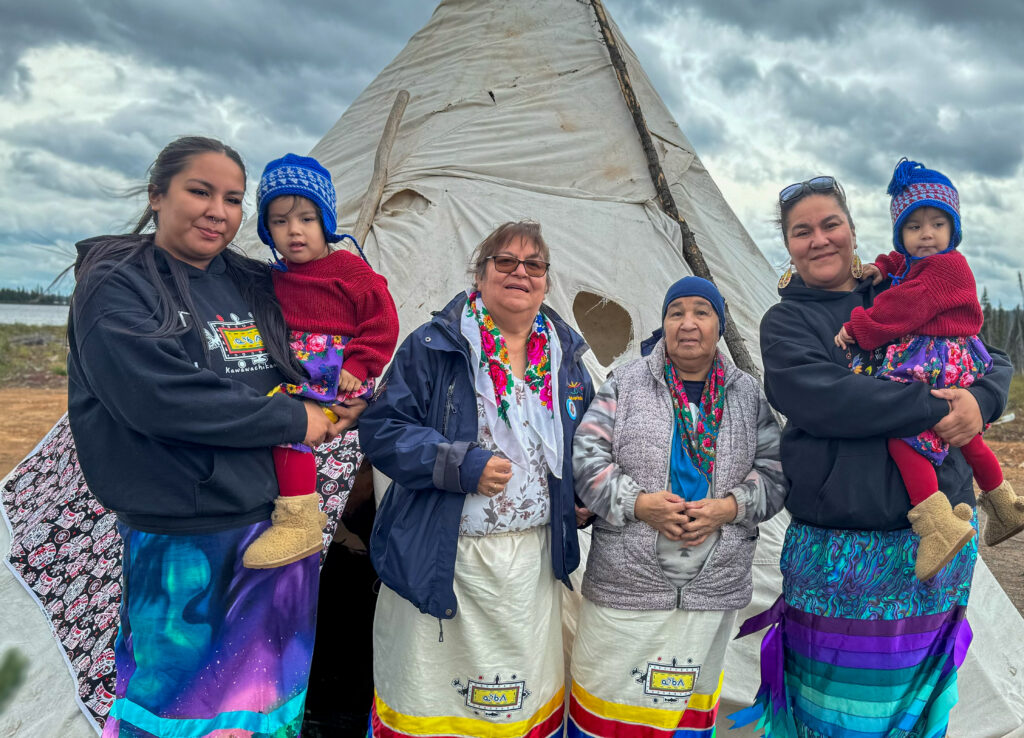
top-left (441, 379), bottom-right (456, 438)
top-left (654, 390), bottom-right (685, 608)
top-left (660, 385), bottom-right (722, 609)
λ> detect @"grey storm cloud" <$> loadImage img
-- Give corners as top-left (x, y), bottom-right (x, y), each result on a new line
top-left (4, 121), bottom-right (159, 180)
top-left (711, 55), bottom-right (761, 94)
top-left (640, 0), bottom-right (1024, 53)
top-left (0, 1), bottom-right (427, 137)
top-left (765, 62), bottom-right (1024, 184)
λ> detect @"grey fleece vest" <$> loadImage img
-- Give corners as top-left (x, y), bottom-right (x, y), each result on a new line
top-left (582, 344), bottom-right (762, 611)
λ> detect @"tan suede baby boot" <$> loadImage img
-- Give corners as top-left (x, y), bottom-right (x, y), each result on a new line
top-left (907, 492), bottom-right (975, 581)
top-left (243, 493), bottom-right (328, 569)
top-left (977, 481), bottom-right (1024, 547)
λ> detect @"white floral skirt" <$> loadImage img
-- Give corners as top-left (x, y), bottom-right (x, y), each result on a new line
top-left (369, 525), bottom-right (565, 737)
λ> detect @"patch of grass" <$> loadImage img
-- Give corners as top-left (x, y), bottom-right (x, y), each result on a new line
top-left (0, 323), bottom-right (69, 389)
top-left (0, 649), bottom-right (27, 713)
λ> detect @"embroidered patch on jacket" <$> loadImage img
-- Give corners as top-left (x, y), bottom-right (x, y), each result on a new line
top-left (566, 381), bottom-right (584, 420)
top-left (206, 314), bottom-right (268, 360)
top-left (452, 674), bottom-right (530, 717)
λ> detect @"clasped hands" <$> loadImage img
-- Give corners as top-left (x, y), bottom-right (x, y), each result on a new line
top-left (634, 490), bottom-right (737, 547)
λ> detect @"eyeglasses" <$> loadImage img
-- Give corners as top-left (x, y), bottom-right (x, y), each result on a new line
top-left (486, 255), bottom-right (550, 277)
top-left (779, 176), bottom-right (844, 204)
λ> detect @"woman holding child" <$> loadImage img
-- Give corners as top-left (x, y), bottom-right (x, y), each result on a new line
top-left (568, 276), bottom-right (786, 737)
top-left (68, 136), bottom-right (354, 736)
top-left (359, 221), bottom-right (593, 738)
top-left (733, 172), bottom-right (1013, 737)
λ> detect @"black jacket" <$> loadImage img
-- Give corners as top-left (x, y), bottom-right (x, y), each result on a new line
top-left (760, 276), bottom-right (1012, 531)
top-left (67, 235), bottom-right (307, 534)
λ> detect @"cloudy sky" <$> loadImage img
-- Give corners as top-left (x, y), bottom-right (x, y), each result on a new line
top-left (1, 0), bottom-right (1022, 305)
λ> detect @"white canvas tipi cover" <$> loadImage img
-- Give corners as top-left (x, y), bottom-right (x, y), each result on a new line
top-left (236, 0), bottom-right (778, 378)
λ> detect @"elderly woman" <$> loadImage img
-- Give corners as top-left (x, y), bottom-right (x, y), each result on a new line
top-left (358, 221), bottom-right (593, 738)
top-left (733, 177), bottom-right (1012, 737)
top-left (568, 276), bottom-right (785, 737)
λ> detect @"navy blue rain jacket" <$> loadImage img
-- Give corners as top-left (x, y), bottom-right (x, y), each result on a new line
top-left (359, 293), bottom-right (594, 620)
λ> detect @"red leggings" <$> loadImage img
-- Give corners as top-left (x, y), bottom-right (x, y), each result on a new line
top-left (889, 435), bottom-right (1003, 506)
top-left (272, 446), bottom-right (317, 496)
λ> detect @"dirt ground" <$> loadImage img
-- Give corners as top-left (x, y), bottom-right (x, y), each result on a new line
top-left (0, 388), bottom-right (67, 476)
top-left (1, 390), bottom-right (1022, 616)
top-left (981, 441), bottom-right (1024, 614)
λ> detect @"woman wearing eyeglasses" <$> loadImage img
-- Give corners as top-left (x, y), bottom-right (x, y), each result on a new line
top-left (358, 221), bottom-right (594, 738)
top-left (732, 177), bottom-right (1013, 737)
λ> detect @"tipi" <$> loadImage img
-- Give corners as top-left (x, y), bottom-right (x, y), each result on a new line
top-left (2, 1), bottom-right (1023, 736)
top-left (234, 0), bottom-right (778, 379)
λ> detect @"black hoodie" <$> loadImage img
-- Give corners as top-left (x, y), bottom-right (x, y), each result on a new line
top-left (760, 275), bottom-right (1012, 531)
top-left (67, 235), bottom-right (308, 534)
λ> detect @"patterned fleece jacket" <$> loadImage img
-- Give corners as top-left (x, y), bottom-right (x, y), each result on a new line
top-left (572, 339), bottom-right (786, 612)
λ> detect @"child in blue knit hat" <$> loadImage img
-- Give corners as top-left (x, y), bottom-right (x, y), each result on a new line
top-left (834, 158), bottom-right (1024, 581)
top-left (243, 153), bottom-right (399, 569)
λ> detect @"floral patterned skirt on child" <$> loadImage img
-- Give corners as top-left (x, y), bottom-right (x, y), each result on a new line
top-left (270, 331), bottom-right (375, 451)
top-left (878, 334), bottom-right (992, 464)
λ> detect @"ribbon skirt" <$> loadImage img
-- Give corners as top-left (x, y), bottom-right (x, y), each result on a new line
top-left (730, 520), bottom-right (976, 738)
top-left (369, 526), bottom-right (565, 738)
top-left (568, 599), bottom-right (733, 737)
top-left (103, 520), bottom-right (319, 737)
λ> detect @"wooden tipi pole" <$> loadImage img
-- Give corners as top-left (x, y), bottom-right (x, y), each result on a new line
top-left (351, 90), bottom-right (411, 249)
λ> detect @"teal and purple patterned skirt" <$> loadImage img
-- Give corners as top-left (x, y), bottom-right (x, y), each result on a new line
top-left (879, 335), bottom-right (992, 465)
top-left (102, 520), bottom-right (319, 737)
top-left (731, 519), bottom-right (976, 738)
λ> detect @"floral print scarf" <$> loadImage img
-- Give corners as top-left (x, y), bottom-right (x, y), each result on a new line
top-left (461, 291), bottom-right (563, 478)
top-left (663, 351), bottom-right (726, 485)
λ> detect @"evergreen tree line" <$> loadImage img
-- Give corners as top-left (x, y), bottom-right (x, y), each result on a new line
top-left (980, 273), bottom-right (1024, 374)
top-left (0, 286), bottom-right (70, 305)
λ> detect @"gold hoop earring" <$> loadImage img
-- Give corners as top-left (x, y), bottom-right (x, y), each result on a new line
top-left (778, 264), bottom-right (794, 289)
top-left (851, 251), bottom-right (863, 279)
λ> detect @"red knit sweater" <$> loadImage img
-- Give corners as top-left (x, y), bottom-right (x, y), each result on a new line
top-left (272, 250), bottom-right (399, 382)
top-left (843, 250), bottom-right (983, 351)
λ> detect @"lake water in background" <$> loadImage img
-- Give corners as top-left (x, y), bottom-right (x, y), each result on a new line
top-left (0, 303), bottom-right (71, 326)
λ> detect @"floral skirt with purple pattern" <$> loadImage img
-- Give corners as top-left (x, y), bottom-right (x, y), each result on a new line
top-left (879, 334), bottom-right (992, 464)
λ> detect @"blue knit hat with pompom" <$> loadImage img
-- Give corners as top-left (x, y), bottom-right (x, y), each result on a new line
top-left (887, 158), bottom-right (961, 256)
top-left (256, 154), bottom-right (341, 268)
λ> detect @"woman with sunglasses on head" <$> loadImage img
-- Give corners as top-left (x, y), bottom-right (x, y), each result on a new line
top-left (358, 221), bottom-right (594, 738)
top-left (731, 176), bottom-right (1012, 737)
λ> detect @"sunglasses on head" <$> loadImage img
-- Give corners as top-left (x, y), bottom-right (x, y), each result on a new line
top-left (779, 176), bottom-right (844, 204)
top-left (486, 254), bottom-right (550, 277)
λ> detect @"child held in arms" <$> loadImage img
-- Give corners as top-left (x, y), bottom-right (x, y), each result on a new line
top-left (835, 158), bottom-right (1024, 581)
top-left (243, 154), bottom-right (398, 569)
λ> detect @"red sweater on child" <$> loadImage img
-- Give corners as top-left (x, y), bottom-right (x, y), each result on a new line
top-left (272, 249), bottom-right (399, 382)
top-left (843, 250), bottom-right (983, 351)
